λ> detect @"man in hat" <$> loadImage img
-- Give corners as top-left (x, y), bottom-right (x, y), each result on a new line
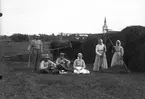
top-left (56, 53), bottom-right (72, 72)
top-left (39, 54), bottom-right (57, 73)
top-left (28, 35), bottom-right (43, 72)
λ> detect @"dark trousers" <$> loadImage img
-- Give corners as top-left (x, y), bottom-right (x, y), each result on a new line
top-left (39, 69), bottom-right (48, 74)
top-left (39, 68), bottom-right (59, 74)
top-left (56, 64), bottom-right (72, 72)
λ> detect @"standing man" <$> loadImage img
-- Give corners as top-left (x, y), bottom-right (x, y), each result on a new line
top-left (28, 35), bottom-right (43, 72)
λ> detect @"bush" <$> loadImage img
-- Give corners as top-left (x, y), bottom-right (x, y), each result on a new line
top-left (10, 34), bottom-right (29, 42)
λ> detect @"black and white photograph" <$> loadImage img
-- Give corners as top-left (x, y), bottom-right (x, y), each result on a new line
top-left (0, 0), bottom-right (145, 98)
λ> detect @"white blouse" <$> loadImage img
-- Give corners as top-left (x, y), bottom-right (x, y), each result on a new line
top-left (95, 44), bottom-right (106, 56)
top-left (32, 40), bottom-right (43, 50)
top-left (39, 60), bottom-right (56, 69)
top-left (114, 46), bottom-right (124, 56)
top-left (73, 58), bottom-right (86, 68)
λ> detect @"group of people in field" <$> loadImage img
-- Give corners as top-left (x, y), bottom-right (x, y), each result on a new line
top-left (93, 39), bottom-right (124, 71)
top-left (27, 35), bottom-right (124, 74)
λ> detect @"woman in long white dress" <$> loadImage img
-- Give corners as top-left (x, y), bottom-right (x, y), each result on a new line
top-left (111, 40), bottom-right (124, 67)
top-left (93, 39), bottom-right (108, 71)
top-left (73, 53), bottom-right (90, 74)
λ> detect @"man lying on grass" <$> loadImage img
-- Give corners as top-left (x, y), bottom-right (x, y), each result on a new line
top-left (39, 54), bottom-right (59, 74)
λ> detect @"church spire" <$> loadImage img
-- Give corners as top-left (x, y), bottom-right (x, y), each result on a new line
top-left (102, 17), bottom-right (108, 33)
top-left (104, 17), bottom-right (106, 24)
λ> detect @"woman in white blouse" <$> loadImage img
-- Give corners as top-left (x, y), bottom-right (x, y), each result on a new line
top-left (73, 53), bottom-right (90, 74)
top-left (111, 40), bottom-right (124, 67)
top-left (93, 39), bottom-right (108, 71)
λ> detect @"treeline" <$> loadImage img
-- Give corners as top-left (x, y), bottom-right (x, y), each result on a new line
top-left (1, 33), bottom-right (88, 42)
top-left (9, 34), bottom-right (58, 42)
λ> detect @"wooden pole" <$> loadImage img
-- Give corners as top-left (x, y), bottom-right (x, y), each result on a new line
top-left (0, 41), bottom-right (4, 60)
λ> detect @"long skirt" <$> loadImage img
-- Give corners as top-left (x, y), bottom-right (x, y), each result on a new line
top-left (31, 49), bottom-right (41, 71)
top-left (111, 52), bottom-right (123, 67)
top-left (74, 67), bottom-right (90, 74)
top-left (93, 53), bottom-right (108, 71)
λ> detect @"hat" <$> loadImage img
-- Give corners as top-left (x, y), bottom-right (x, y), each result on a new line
top-left (60, 53), bottom-right (65, 56)
top-left (78, 53), bottom-right (82, 56)
top-left (34, 34), bottom-right (39, 39)
top-left (44, 54), bottom-right (50, 59)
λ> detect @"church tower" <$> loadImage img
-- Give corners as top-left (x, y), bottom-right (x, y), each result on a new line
top-left (102, 17), bottom-right (108, 33)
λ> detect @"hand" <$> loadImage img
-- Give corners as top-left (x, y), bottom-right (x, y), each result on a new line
top-left (97, 53), bottom-right (102, 56)
top-left (112, 50), bottom-right (114, 53)
top-left (100, 53), bottom-right (103, 57)
top-left (121, 56), bottom-right (123, 59)
top-left (28, 50), bottom-right (31, 54)
top-left (80, 67), bottom-right (84, 70)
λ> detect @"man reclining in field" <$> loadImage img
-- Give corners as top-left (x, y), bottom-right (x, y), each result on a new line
top-left (39, 54), bottom-right (58, 74)
top-left (55, 53), bottom-right (73, 74)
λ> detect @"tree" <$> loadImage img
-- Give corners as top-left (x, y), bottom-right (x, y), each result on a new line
top-left (10, 33), bottom-right (29, 42)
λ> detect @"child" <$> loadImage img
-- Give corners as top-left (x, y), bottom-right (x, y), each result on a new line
top-left (73, 53), bottom-right (90, 74)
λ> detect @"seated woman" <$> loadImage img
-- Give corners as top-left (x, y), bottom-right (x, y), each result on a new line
top-left (73, 53), bottom-right (90, 74)
top-left (39, 54), bottom-right (57, 74)
top-left (56, 53), bottom-right (72, 73)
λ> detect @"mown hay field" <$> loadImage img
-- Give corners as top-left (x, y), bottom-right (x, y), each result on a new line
top-left (1, 42), bottom-right (51, 56)
top-left (0, 62), bottom-right (145, 99)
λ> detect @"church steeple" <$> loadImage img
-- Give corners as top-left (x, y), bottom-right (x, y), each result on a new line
top-left (102, 17), bottom-right (108, 33)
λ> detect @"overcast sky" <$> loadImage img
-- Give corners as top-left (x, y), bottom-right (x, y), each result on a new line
top-left (1, 0), bottom-right (145, 35)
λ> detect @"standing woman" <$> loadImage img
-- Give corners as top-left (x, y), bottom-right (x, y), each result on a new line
top-left (93, 39), bottom-right (108, 71)
top-left (111, 40), bottom-right (124, 67)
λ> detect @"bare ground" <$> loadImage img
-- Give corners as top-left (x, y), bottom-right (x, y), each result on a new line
top-left (0, 62), bottom-right (145, 99)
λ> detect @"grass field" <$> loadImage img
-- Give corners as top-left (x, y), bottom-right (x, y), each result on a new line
top-left (1, 42), bottom-right (51, 57)
top-left (0, 62), bottom-right (145, 99)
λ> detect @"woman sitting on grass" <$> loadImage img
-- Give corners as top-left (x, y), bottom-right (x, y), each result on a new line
top-left (39, 54), bottom-right (58, 74)
top-left (73, 53), bottom-right (90, 74)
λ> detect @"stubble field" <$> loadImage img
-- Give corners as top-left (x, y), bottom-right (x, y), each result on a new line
top-left (0, 62), bottom-right (145, 99)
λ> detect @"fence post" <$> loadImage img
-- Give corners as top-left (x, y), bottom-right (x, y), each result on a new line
top-left (0, 42), bottom-right (4, 60)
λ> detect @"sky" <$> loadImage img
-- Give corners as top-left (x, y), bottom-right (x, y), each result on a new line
top-left (1, 0), bottom-right (145, 36)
